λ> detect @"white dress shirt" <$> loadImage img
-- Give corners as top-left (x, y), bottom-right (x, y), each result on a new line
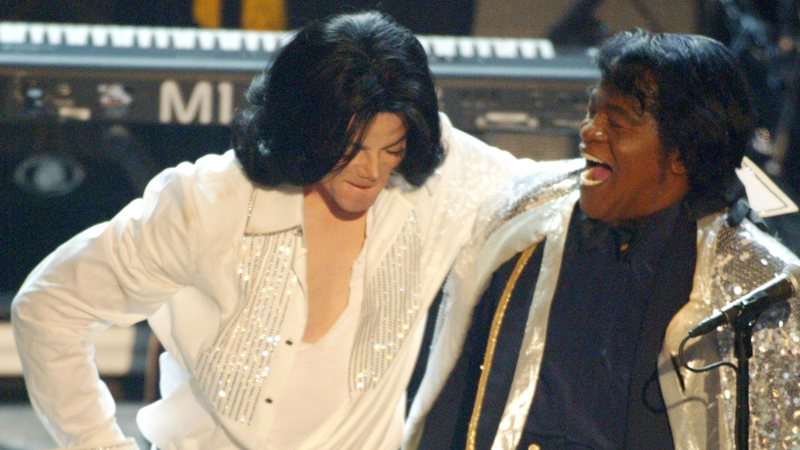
top-left (12, 114), bottom-right (532, 449)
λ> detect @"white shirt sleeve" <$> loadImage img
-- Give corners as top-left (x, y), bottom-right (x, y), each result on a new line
top-left (10, 160), bottom-right (207, 448)
top-left (416, 114), bottom-right (538, 272)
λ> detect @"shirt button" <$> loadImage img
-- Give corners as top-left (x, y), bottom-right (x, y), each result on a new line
top-left (265, 398), bottom-right (273, 404)
top-left (286, 339), bottom-right (294, 346)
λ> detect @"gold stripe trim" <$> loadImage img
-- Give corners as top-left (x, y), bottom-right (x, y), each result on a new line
top-left (466, 244), bottom-right (538, 450)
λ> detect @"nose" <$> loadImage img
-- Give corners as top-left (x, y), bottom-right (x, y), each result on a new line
top-left (579, 116), bottom-right (608, 143)
top-left (353, 149), bottom-right (379, 182)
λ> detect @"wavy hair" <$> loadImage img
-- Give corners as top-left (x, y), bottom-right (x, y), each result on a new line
top-left (597, 29), bottom-right (755, 201)
top-left (233, 11), bottom-right (444, 187)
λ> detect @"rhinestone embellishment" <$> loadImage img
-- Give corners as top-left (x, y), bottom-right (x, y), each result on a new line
top-left (196, 229), bottom-right (298, 424)
top-left (349, 214), bottom-right (421, 391)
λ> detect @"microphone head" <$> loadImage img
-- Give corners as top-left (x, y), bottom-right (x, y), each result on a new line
top-left (783, 264), bottom-right (800, 293)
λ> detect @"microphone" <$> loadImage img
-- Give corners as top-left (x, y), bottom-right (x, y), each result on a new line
top-left (687, 265), bottom-right (800, 338)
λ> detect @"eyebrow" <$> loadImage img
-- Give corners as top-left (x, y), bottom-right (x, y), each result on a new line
top-left (589, 88), bottom-right (644, 126)
top-left (606, 102), bottom-right (644, 126)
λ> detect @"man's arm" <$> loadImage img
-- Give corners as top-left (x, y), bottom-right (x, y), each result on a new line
top-left (11, 161), bottom-right (204, 448)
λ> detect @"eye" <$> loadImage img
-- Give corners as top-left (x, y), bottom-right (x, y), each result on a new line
top-left (385, 147), bottom-right (405, 156)
top-left (606, 112), bottom-right (628, 129)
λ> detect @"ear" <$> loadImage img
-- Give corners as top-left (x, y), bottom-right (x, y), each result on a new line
top-left (668, 148), bottom-right (687, 175)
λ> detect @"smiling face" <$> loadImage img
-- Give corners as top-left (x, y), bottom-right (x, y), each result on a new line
top-left (311, 112), bottom-right (406, 219)
top-left (578, 83), bottom-right (689, 224)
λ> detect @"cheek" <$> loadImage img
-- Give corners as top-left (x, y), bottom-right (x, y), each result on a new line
top-left (322, 172), bottom-right (346, 193)
top-left (382, 157), bottom-right (403, 175)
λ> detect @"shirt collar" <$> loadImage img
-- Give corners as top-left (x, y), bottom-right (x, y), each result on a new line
top-left (246, 184), bottom-right (305, 234)
top-left (575, 201), bottom-right (682, 262)
top-left (575, 175), bottom-right (747, 259)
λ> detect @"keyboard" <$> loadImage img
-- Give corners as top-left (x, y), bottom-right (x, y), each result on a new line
top-left (0, 22), bottom-right (598, 159)
top-left (0, 22), bottom-right (595, 76)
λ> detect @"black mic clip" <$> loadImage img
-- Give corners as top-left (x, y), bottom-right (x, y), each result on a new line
top-left (687, 267), bottom-right (799, 338)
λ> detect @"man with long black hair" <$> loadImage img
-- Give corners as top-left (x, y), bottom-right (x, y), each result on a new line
top-left (11, 11), bottom-right (534, 449)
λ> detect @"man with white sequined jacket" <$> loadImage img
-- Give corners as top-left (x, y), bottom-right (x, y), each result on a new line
top-left (406, 30), bottom-right (800, 449)
top-left (10, 11), bottom-right (539, 450)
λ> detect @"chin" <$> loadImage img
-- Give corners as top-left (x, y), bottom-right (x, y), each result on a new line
top-left (344, 206), bottom-right (370, 215)
top-left (332, 201), bottom-right (371, 218)
top-left (578, 196), bottom-right (606, 221)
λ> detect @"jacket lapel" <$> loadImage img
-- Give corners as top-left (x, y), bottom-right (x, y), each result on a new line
top-left (625, 209), bottom-right (696, 448)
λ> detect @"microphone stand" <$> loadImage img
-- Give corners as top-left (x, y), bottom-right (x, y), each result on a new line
top-left (681, 292), bottom-right (780, 450)
top-left (729, 287), bottom-right (792, 449)
top-left (732, 315), bottom-right (755, 450)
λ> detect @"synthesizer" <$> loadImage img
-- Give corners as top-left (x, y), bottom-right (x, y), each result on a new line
top-left (0, 22), bottom-right (599, 159)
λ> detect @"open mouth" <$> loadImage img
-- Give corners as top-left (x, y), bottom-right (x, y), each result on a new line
top-left (580, 152), bottom-right (612, 186)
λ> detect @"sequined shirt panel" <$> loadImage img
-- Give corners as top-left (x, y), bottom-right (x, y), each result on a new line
top-left (693, 217), bottom-right (800, 449)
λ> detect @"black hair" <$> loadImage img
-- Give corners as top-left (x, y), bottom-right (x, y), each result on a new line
top-left (597, 29), bottom-right (755, 202)
top-left (233, 11), bottom-right (444, 187)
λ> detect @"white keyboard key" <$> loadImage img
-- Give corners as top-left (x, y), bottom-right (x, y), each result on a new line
top-left (0, 22), bottom-right (28, 44)
top-left (492, 38), bottom-right (518, 59)
top-left (218, 30), bottom-right (244, 52)
top-left (136, 28), bottom-right (153, 48)
top-left (64, 25), bottom-right (89, 46)
top-left (171, 28), bottom-right (196, 50)
top-left (90, 26), bottom-right (110, 47)
top-left (46, 25), bottom-right (63, 45)
top-left (153, 28), bottom-right (170, 49)
top-left (538, 39), bottom-right (556, 59)
top-left (519, 39), bottom-right (555, 59)
top-left (474, 38), bottom-right (492, 59)
top-left (28, 24), bottom-right (46, 45)
top-left (261, 33), bottom-right (279, 52)
top-left (416, 36), bottom-right (432, 57)
top-left (197, 29), bottom-right (217, 51)
top-left (110, 26), bottom-right (136, 48)
top-left (457, 38), bottom-right (475, 59)
top-left (518, 40), bottom-right (539, 59)
top-left (431, 37), bottom-right (457, 59)
top-left (243, 32), bottom-right (261, 52)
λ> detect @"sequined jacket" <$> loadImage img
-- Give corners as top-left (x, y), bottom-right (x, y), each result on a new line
top-left (11, 114), bottom-right (533, 450)
top-left (405, 165), bottom-right (800, 450)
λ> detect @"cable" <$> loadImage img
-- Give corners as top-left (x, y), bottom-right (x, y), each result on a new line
top-left (677, 333), bottom-right (737, 374)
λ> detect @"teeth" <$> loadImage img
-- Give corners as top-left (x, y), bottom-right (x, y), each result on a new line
top-left (581, 152), bottom-right (605, 164)
top-left (580, 169), bottom-right (605, 186)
